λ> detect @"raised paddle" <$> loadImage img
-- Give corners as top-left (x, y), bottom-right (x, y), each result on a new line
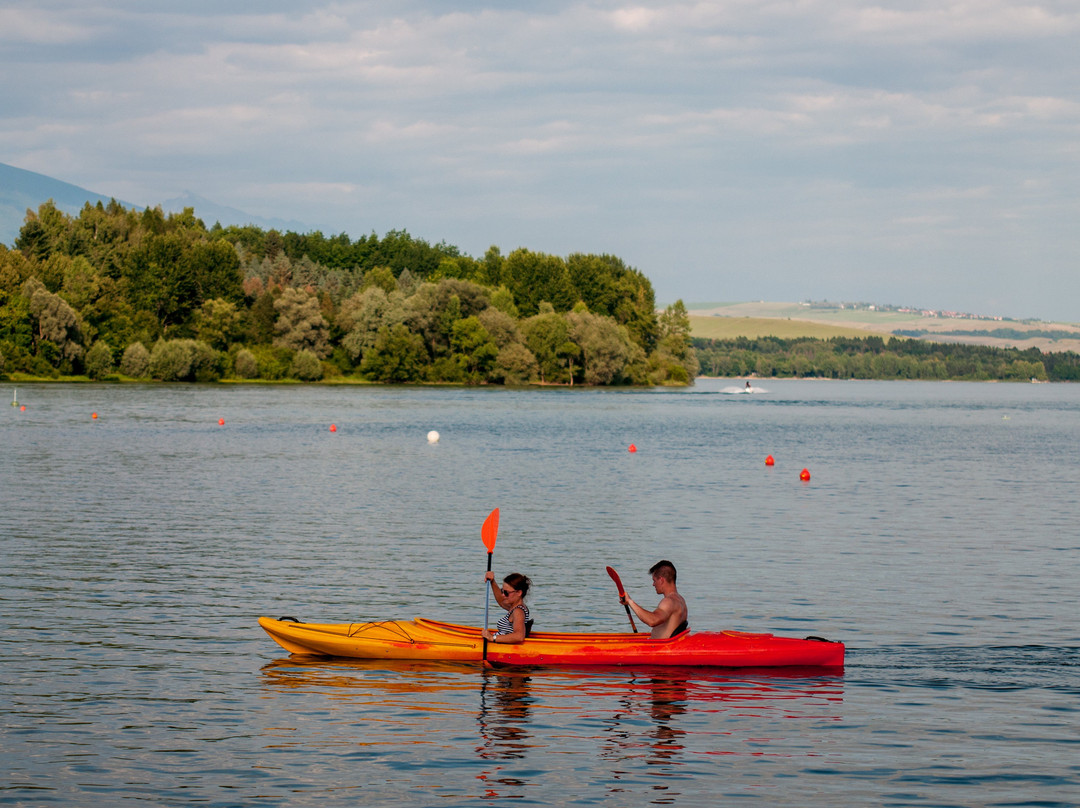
top-left (606, 566), bottom-right (638, 633)
top-left (481, 508), bottom-right (500, 663)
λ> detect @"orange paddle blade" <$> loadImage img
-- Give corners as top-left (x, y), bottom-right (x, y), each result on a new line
top-left (606, 566), bottom-right (626, 596)
top-left (481, 508), bottom-right (500, 553)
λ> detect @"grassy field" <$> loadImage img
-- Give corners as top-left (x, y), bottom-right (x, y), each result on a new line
top-left (685, 302), bottom-right (1080, 351)
top-left (689, 315), bottom-right (882, 340)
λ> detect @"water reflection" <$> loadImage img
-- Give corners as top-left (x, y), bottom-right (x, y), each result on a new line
top-left (477, 667), bottom-right (534, 760)
top-left (259, 657), bottom-right (843, 804)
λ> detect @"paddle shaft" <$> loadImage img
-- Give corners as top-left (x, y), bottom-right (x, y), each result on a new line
top-left (482, 552), bottom-right (493, 661)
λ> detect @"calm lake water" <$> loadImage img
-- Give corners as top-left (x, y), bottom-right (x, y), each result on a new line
top-left (3, 379), bottom-right (1078, 807)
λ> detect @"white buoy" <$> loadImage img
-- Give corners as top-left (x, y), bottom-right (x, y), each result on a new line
top-left (427, 430), bottom-right (440, 444)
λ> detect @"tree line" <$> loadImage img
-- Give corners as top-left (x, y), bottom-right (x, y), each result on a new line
top-left (0, 200), bottom-right (698, 385)
top-left (693, 335), bottom-right (1080, 381)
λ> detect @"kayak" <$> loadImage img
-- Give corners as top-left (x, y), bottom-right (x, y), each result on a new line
top-left (258, 616), bottom-right (844, 668)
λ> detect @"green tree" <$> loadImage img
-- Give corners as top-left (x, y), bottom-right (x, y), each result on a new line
top-left (85, 340), bottom-right (114, 379)
top-left (493, 343), bottom-right (539, 385)
top-left (233, 348), bottom-right (259, 379)
top-left (273, 287), bottom-right (330, 358)
top-left (120, 342), bottom-right (150, 377)
top-left (566, 309), bottom-right (635, 385)
top-left (450, 316), bottom-right (499, 379)
top-left (23, 277), bottom-right (85, 371)
top-left (361, 324), bottom-right (427, 382)
top-left (290, 349), bottom-right (324, 381)
top-left (503, 249), bottom-right (576, 316)
top-left (196, 298), bottom-right (242, 350)
top-left (522, 306), bottom-right (580, 384)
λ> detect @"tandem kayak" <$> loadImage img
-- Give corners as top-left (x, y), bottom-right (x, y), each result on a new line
top-left (258, 616), bottom-right (844, 668)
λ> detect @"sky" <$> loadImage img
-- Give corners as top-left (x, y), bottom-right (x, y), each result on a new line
top-left (2, 1), bottom-right (1078, 322)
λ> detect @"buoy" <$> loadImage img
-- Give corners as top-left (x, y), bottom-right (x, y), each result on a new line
top-left (427, 430), bottom-right (440, 443)
top-left (628, 444), bottom-right (637, 453)
top-left (765, 455), bottom-right (775, 466)
top-left (92, 412), bottom-right (98, 420)
top-left (799, 468), bottom-right (811, 481)
top-left (329, 424), bottom-right (337, 432)
top-left (218, 417), bottom-right (225, 426)
top-left (20, 405), bottom-right (26, 411)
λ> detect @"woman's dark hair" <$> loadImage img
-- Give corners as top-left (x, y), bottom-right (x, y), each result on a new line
top-left (503, 572), bottom-right (531, 598)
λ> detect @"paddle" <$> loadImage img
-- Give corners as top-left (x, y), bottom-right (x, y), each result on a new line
top-left (606, 566), bottom-right (638, 633)
top-left (481, 508), bottom-right (500, 663)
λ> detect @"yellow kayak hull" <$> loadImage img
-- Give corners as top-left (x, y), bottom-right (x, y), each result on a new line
top-left (258, 616), bottom-right (844, 668)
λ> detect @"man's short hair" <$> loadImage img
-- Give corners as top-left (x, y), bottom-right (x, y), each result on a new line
top-left (649, 560), bottom-right (677, 584)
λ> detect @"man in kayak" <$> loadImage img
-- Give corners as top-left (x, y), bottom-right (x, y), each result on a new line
top-left (620, 560), bottom-right (689, 639)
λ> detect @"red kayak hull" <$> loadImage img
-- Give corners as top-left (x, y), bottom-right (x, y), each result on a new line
top-left (258, 617), bottom-right (844, 668)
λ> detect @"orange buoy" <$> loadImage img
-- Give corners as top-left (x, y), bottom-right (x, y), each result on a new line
top-left (330, 424), bottom-right (337, 432)
top-left (765, 455), bottom-right (775, 466)
top-left (20, 405), bottom-right (26, 411)
top-left (628, 444), bottom-right (637, 453)
top-left (218, 417), bottom-right (225, 426)
top-left (92, 412), bottom-right (98, 420)
top-left (799, 468), bottom-right (811, 481)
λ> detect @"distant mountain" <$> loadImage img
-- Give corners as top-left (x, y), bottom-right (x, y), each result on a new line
top-left (0, 161), bottom-right (311, 247)
top-left (0, 162), bottom-right (137, 246)
top-left (158, 191), bottom-right (308, 234)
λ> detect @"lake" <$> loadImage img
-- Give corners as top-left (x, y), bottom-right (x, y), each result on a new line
top-left (2, 379), bottom-right (1077, 806)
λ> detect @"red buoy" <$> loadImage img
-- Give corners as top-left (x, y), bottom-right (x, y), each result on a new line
top-left (218, 417), bottom-right (225, 426)
top-left (92, 412), bottom-right (98, 420)
top-left (20, 405), bottom-right (26, 411)
top-left (765, 455), bottom-right (775, 466)
top-left (628, 444), bottom-right (637, 453)
top-left (330, 424), bottom-right (337, 432)
top-left (799, 468), bottom-right (811, 481)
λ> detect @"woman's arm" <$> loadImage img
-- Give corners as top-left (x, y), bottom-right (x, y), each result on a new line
top-left (494, 606), bottom-right (527, 644)
top-left (486, 571), bottom-right (509, 609)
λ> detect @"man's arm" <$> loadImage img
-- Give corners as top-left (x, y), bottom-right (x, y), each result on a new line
top-left (622, 594), bottom-right (674, 628)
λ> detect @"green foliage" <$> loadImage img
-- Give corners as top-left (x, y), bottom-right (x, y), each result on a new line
top-left (148, 339), bottom-right (222, 382)
top-left (5, 199), bottom-right (699, 386)
top-left (85, 340), bottom-right (114, 380)
top-left (273, 287), bottom-right (330, 358)
top-left (493, 343), bottom-right (539, 385)
top-left (120, 342), bottom-right (150, 378)
top-left (361, 324), bottom-right (427, 382)
top-left (451, 316), bottom-right (499, 380)
top-left (233, 348), bottom-right (259, 379)
top-left (290, 349), bottom-right (324, 381)
top-left (692, 335), bottom-right (1074, 381)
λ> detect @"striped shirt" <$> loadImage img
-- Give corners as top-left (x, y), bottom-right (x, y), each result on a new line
top-left (495, 604), bottom-right (530, 636)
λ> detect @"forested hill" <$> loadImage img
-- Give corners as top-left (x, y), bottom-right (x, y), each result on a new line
top-left (0, 200), bottom-right (698, 385)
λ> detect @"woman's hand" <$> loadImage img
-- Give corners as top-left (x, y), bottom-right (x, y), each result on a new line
top-left (481, 629), bottom-right (494, 641)
top-left (485, 571), bottom-right (495, 582)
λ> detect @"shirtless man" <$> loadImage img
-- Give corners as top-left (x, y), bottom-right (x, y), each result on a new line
top-left (620, 560), bottom-right (689, 639)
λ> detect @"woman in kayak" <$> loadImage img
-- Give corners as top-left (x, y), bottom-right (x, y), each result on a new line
top-left (482, 571), bottom-right (532, 644)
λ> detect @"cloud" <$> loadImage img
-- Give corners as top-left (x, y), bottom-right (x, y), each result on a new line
top-left (1, 0), bottom-right (1078, 319)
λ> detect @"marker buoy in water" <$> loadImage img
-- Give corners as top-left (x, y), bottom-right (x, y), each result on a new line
top-left (92, 412), bottom-right (98, 420)
top-left (799, 468), bottom-right (811, 481)
top-left (628, 444), bottom-right (637, 453)
top-left (427, 430), bottom-right (440, 443)
top-left (330, 424), bottom-right (337, 432)
top-left (20, 405), bottom-right (26, 411)
top-left (765, 455), bottom-right (775, 466)
top-left (218, 418), bottom-right (225, 426)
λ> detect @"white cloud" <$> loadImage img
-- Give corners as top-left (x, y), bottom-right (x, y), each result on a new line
top-left (1, 0), bottom-right (1078, 319)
